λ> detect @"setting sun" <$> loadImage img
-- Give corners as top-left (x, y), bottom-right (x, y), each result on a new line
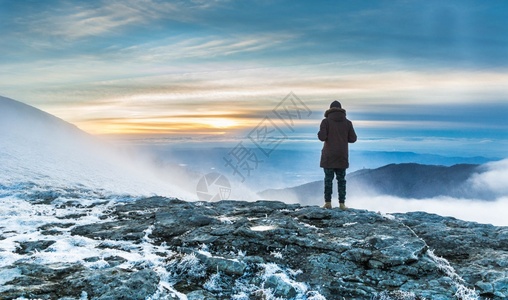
top-left (202, 118), bottom-right (238, 129)
top-left (75, 115), bottom-right (250, 135)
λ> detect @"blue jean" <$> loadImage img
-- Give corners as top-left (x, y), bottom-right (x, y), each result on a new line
top-left (324, 168), bottom-right (346, 203)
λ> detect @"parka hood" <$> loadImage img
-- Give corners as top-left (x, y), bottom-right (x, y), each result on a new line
top-left (324, 107), bottom-right (346, 121)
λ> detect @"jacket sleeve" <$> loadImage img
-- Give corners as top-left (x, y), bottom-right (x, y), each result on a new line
top-left (318, 119), bottom-right (328, 141)
top-left (348, 121), bottom-right (357, 143)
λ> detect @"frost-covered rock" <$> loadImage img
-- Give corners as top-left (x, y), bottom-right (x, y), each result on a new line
top-left (1, 196), bottom-right (507, 299)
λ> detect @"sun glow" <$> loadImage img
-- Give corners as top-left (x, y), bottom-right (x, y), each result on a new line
top-left (200, 118), bottom-right (239, 129)
top-left (75, 115), bottom-right (247, 135)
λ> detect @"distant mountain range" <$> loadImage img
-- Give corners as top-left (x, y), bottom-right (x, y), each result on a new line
top-left (348, 150), bottom-right (496, 169)
top-left (259, 162), bottom-right (496, 205)
top-left (137, 145), bottom-right (497, 193)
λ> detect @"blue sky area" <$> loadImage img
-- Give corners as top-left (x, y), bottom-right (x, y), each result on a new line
top-left (1, 0), bottom-right (507, 158)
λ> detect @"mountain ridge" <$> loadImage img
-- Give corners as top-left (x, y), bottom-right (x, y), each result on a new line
top-left (0, 95), bottom-right (86, 139)
top-left (0, 95), bottom-right (191, 198)
top-left (258, 162), bottom-right (496, 205)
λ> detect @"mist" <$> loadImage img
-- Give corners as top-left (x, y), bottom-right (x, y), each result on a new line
top-left (252, 155), bottom-right (508, 226)
top-left (136, 138), bottom-right (508, 227)
top-left (0, 96), bottom-right (194, 199)
top-left (3, 95), bottom-right (507, 227)
top-left (345, 158), bottom-right (508, 226)
top-left (351, 195), bottom-right (508, 227)
top-left (469, 158), bottom-right (508, 197)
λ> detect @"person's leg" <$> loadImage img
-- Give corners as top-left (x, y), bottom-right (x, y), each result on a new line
top-left (323, 168), bottom-right (335, 208)
top-left (336, 168), bottom-right (347, 209)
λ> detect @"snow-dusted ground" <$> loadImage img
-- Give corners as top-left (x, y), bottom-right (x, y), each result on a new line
top-left (0, 189), bottom-right (328, 299)
top-left (0, 96), bottom-right (188, 298)
top-left (0, 189), bottom-right (126, 272)
top-left (0, 96), bottom-right (325, 299)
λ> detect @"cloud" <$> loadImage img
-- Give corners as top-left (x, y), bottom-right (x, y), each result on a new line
top-left (351, 195), bottom-right (508, 227)
top-left (2, 60), bottom-right (507, 151)
top-left (355, 120), bottom-right (482, 130)
top-left (1, 1), bottom-right (507, 158)
top-left (28, 0), bottom-right (184, 40)
top-left (124, 33), bottom-right (297, 63)
top-left (469, 159), bottom-right (508, 197)
top-left (349, 158), bottom-right (508, 226)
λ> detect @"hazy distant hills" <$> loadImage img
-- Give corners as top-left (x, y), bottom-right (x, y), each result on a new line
top-left (259, 163), bottom-right (495, 204)
top-left (348, 163), bottom-right (484, 198)
top-left (349, 150), bottom-right (495, 169)
top-left (141, 146), bottom-right (497, 193)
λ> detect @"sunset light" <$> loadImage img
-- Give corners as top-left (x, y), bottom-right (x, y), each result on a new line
top-left (200, 118), bottom-right (239, 129)
top-left (1, 1), bottom-right (507, 155)
top-left (2, 2), bottom-right (508, 298)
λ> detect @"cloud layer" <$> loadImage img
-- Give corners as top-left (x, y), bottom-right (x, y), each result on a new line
top-left (352, 195), bottom-right (508, 227)
top-left (1, 1), bottom-right (507, 158)
top-left (348, 158), bottom-right (508, 226)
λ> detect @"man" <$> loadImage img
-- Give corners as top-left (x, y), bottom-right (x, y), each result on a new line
top-left (318, 100), bottom-right (357, 210)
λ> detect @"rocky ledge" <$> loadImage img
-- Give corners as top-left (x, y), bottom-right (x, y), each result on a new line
top-left (1, 197), bottom-right (507, 300)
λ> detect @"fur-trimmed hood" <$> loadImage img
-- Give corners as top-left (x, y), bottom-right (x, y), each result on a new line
top-left (324, 107), bottom-right (346, 119)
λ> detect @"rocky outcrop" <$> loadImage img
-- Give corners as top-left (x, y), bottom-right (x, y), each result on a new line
top-left (395, 212), bottom-right (508, 299)
top-left (1, 197), bottom-right (507, 299)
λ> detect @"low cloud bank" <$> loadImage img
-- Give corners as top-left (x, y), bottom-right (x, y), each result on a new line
top-left (346, 158), bottom-right (508, 226)
top-left (469, 158), bottom-right (508, 197)
top-left (351, 195), bottom-right (508, 227)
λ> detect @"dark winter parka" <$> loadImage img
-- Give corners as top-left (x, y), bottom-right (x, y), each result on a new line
top-left (318, 107), bottom-right (357, 169)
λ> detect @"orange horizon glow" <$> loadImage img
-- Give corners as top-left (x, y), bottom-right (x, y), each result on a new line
top-left (74, 115), bottom-right (260, 136)
top-left (73, 113), bottom-right (321, 136)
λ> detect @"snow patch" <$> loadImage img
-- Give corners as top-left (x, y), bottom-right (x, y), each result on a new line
top-left (250, 225), bottom-right (277, 231)
top-left (427, 249), bottom-right (479, 300)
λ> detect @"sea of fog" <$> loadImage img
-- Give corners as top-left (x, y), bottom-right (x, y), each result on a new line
top-left (112, 138), bottom-right (508, 227)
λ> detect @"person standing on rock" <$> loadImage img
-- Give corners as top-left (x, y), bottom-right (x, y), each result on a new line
top-left (318, 100), bottom-right (357, 210)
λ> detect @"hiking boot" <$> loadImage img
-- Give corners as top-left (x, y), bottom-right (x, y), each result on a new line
top-left (339, 203), bottom-right (348, 210)
top-left (322, 202), bottom-right (332, 209)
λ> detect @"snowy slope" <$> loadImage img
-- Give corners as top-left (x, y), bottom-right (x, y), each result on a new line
top-left (0, 95), bottom-right (191, 199)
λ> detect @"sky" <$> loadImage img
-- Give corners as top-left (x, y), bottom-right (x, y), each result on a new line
top-left (1, 0), bottom-right (507, 158)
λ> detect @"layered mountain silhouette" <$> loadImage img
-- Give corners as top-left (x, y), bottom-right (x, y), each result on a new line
top-left (259, 163), bottom-right (495, 205)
